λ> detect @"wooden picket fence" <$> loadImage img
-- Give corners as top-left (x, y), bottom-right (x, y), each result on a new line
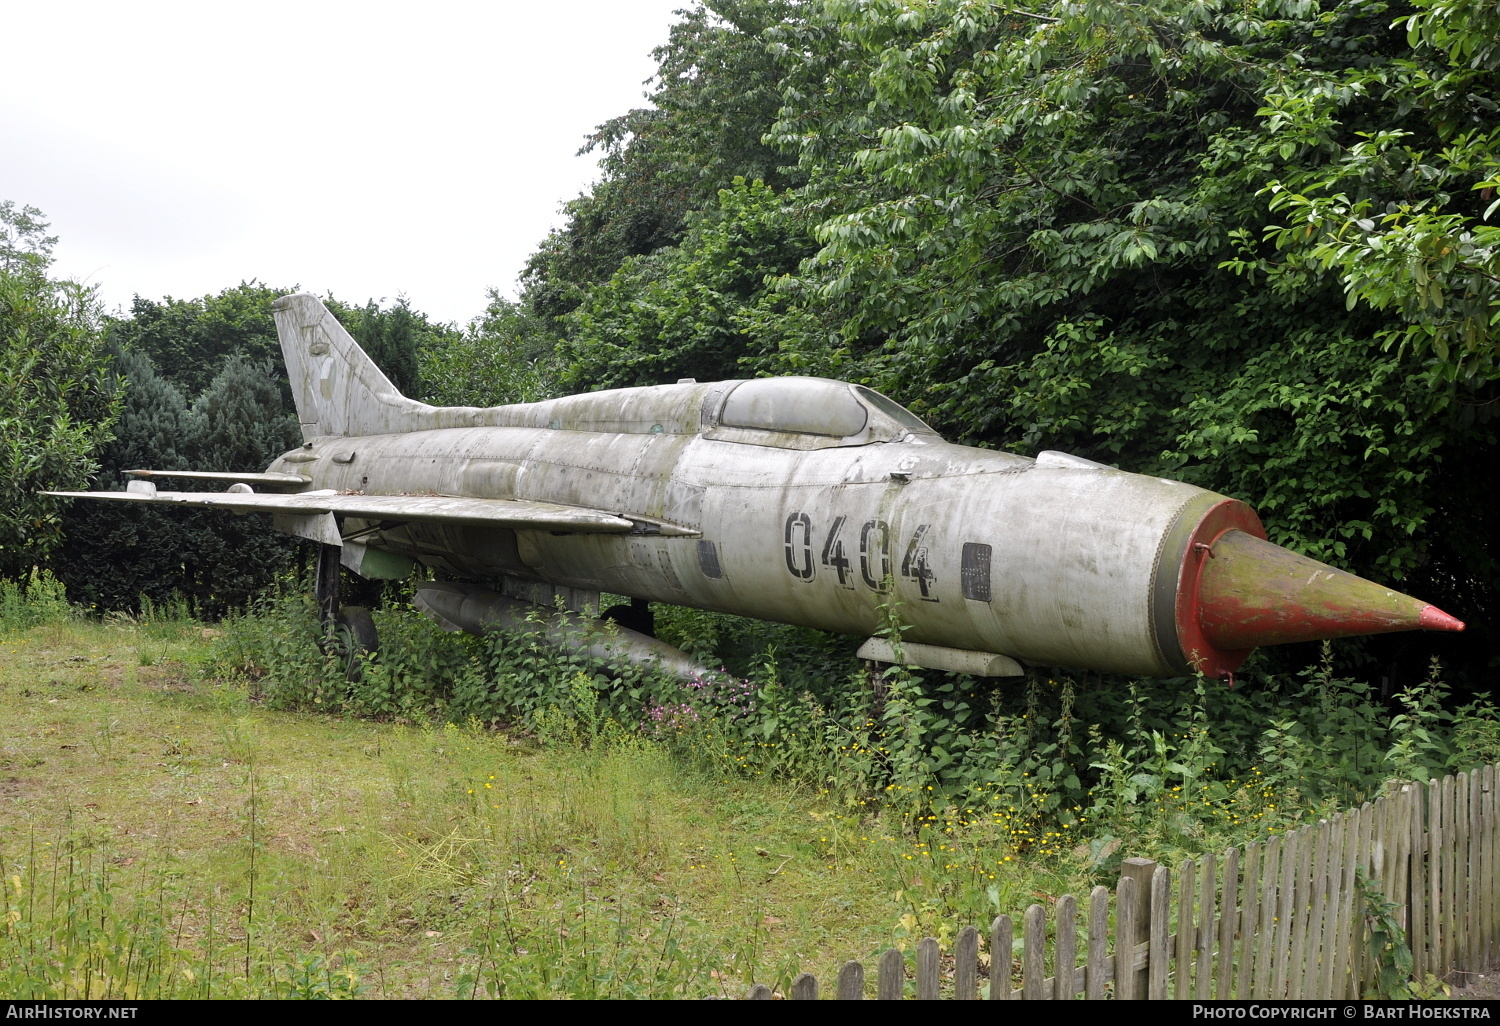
top-left (745, 764), bottom-right (1500, 999)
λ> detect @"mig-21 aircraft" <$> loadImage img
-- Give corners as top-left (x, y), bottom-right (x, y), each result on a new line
top-left (47, 293), bottom-right (1464, 682)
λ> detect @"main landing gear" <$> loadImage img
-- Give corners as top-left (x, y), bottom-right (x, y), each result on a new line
top-left (315, 542), bottom-right (378, 676)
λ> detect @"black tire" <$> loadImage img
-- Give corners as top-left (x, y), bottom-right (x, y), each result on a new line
top-left (601, 601), bottom-right (655, 638)
top-left (336, 606), bottom-right (379, 654)
top-left (334, 605), bottom-right (379, 683)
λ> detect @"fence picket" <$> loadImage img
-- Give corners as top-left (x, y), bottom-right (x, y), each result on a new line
top-left (1477, 769), bottom-right (1487, 972)
top-left (1148, 865), bottom-right (1171, 999)
top-left (1490, 764), bottom-right (1499, 967)
top-left (1086, 886), bottom-right (1109, 1000)
top-left (878, 947), bottom-right (904, 1000)
top-left (990, 914), bottom-right (1013, 1000)
top-left (1481, 768), bottom-right (1491, 971)
top-left (1236, 841), bottom-right (1260, 999)
top-left (1115, 874), bottom-right (1139, 1000)
top-left (1389, 786), bottom-right (1411, 940)
top-left (1430, 777), bottom-right (1446, 978)
top-left (954, 925), bottom-right (979, 1000)
top-left (1470, 774), bottom-right (1482, 972)
top-left (1441, 775), bottom-right (1457, 977)
top-left (837, 960), bottom-right (864, 1000)
top-left (1195, 853), bottom-right (1215, 1000)
top-left (1175, 858), bottom-right (1195, 1001)
top-left (1487, 766), bottom-right (1498, 970)
top-left (1411, 782), bottom-right (1430, 984)
top-left (1272, 827), bottom-right (1300, 998)
top-left (1054, 894), bottom-right (1078, 1000)
top-left (790, 973), bottom-right (818, 1000)
top-left (1252, 834), bottom-right (1281, 997)
top-left (1453, 775), bottom-right (1469, 973)
top-left (1216, 847), bottom-right (1238, 1000)
top-left (1452, 775), bottom-right (1466, 975)
top-left (1290, 827), bottom-right (1313, 998)
top-left (1022, 905), bottom-right (1047, 1000)
top-left (1327, 809), bottom-right (1351, 998)
top-left (1120, 858), bottom-right (1155, 998)
top-left (1350, 804), bottom-right (1374, 996)
top-left (917, 937), bottom-right (940, 1000)
top-left (1299, 820), bottom-right (1331, 999)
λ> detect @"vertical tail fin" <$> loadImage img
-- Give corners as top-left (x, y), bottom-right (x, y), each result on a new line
top-left (272, 292), bottom-right (429, 440)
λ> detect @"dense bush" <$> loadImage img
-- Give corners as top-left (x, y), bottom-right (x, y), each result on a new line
top-left (50, 349), bottom-right (300, 617)
top-left (0, 267), bottom-right (120, 578)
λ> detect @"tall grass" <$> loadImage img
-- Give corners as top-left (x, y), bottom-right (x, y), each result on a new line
top-left (8, 572), bottom-right (1499, 995)
top-left (0, 568), bottom-right (73, 631)
top-left (0, 830), bottom-right (369, 999)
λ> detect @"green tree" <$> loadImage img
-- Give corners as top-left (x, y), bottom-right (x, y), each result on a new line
top-left (1233, 0), bottom-right (1500, 381)
top-left (53, 352), bottom-right (301, 616)
top-left (109, 281), bottom-right (293, 399)
top-left (0, 239), bottom-right (121, 577)
top-left (52, 346), bottom-right (202, 613)
top-left (525, 0), bottom-right (804, 321)
top-left (561, 178), bottom-right (816, 389)
top-left (111, 283), bottom-right (434, 405)
top-left (338, 295), bottom-right (455, 399)
top-left (0, 201), bottom-right (59, 273)
top-left (418, 289), bottom-right (559, 407)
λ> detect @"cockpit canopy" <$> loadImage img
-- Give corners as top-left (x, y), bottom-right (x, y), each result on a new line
top-left (708, 377), bottom-right (936, 449)
top-left (720, 378), bottom-right (868, 437)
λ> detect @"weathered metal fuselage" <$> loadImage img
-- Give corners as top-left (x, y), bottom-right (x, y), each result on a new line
top-left (268, 378), bottom-right (1223, 678)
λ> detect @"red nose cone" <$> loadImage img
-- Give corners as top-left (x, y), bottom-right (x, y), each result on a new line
top-left (1165, 500), bottom-right (1464, 679)
top-left (1419, 605), bottom-right (1465, 633)
top-left (1196, 531), bottom-right (1462, 650)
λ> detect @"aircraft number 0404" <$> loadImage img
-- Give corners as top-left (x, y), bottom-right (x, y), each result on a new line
top-left (782, 513), bottom-right (937, 599)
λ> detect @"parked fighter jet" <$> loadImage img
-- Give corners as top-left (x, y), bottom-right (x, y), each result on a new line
top-left (47, 293), bottom-right (1464, 681)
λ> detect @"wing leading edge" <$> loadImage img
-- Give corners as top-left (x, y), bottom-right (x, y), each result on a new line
top-left (42, 486), bottom-right (696, 535)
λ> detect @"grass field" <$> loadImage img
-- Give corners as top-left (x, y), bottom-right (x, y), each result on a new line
top-left (0, 614), bottom-right (1081, 998)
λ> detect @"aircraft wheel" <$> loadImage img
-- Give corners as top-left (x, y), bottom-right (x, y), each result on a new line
top-left (337, 606), bottom-right (379, 654)
top-left (335, 605), bottom-right (379, 682)
top-left (602, 599), bottom-right (655, 638)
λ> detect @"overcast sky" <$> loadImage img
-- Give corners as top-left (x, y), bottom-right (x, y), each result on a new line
top-left (1, 1), bottom-right (689, 325)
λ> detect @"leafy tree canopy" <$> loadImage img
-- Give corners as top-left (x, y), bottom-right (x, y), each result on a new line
top-left (52, 349), bottom-right (302, 617)
top-left (524, 0), bottom-right (805, 321)
top-left (0, 201), bottom-right (59, 274)
top-left (418, 288), bottom-right (560, 407)
top-left (551, 0), bottom-right (1499, 679)
top-left (0, 202), bottom-right (121, 578)
top-left (560, 178), bottom-right (817, 389)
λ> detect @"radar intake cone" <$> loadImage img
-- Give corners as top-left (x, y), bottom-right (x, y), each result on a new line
top-left (1196, 530), bottom-right (1465, 651)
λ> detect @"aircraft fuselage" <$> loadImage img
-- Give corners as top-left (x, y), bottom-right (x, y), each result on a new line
top-left (268, 386), bottom-right (1223, 678)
